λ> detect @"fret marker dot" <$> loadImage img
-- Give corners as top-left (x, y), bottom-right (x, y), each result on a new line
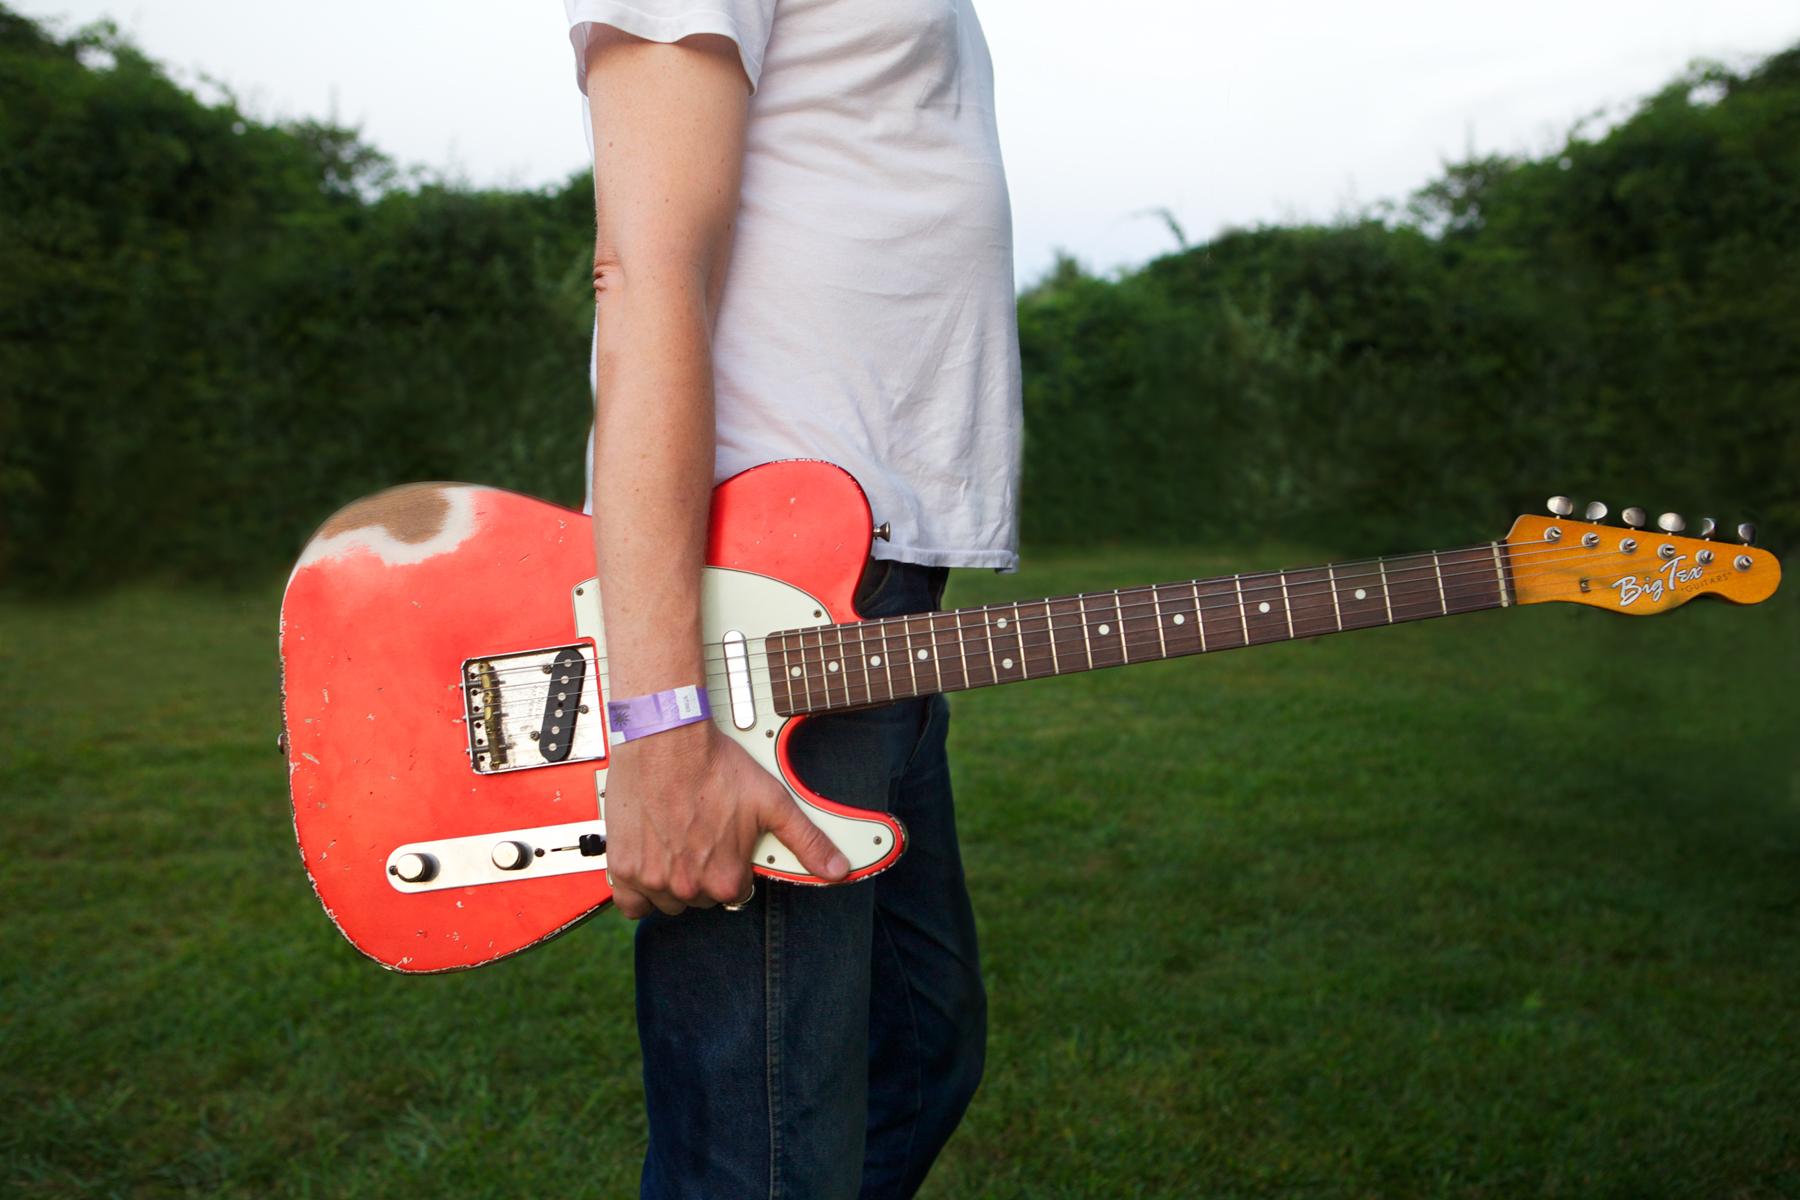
top-left (1002, 657), bottom-right (1013, 669)
top-left (1354, 588), bottom-right (1367, 601)
top-left (828, 661), bottom-right (839, 672)
top-left (1098, 623), bottom-right (1110, 635)
top-left (996, 618), bottom-right (1008, 629)
top-left (869, 656), bottom-right (881, 667)
top-left (1173, 614), bottom-right (1185, 625)
top-left (789, 667), bottom-right (802, 678)
top-left (1259, 602), bottom-right (1271, 614)
top-left (917, 650), bottom-right (929, 660)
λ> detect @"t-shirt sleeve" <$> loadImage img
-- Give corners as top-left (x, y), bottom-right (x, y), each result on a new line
top-left (564, 0), bottom-right (778, 94)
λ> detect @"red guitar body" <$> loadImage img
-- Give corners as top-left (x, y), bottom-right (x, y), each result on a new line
top-left (281, 461), bottom-right (902, 973)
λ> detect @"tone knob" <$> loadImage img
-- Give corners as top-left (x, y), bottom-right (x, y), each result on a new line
top-left (491, 840), bottom-right (533, 871)
top-left (393, 852), bottom-right (437, 883)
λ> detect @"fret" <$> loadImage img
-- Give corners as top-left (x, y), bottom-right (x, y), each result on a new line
top-left (1112, 590), bottom-right (1131, 665)
top-left (1119, 585), bottom-right (1160, 664)
top-left (869, 619), bottom-right (895, 701)
top-left (1386, 555), bottom-right (1446, 623)
top-left (936, 612), bottom-right (965, 692)
top-left (979, 606), bottom-right (1000, 687)
top-left (991, 606), bottom-right (1026, 682)
top-left (1440, 546), bottom-right (1505, 615)
top-left (769, 540), bottom-right (1520, 716)
top-left (769, 635), bottom-right (793, 713)
top-left (1082, 591), bottom-right (1127, 670)
top-left (1013, 602), bottom-right (1035, 675)
top-left (1333, 563), bottom-right (1388, 631)
top-left (1151, 585), bottom-right (1169, 659)
top-left (826, 623), bottom-right (848, 708)
top-left (1239, 573), bottom-right (1290, 644)
top-left (900, 616), bottom-right (920, 699)
top-left (1197, 575), bottom-right (1243, 650)
top-left (1285, 567), bottom-right (1338, 638)
top-left (810, 626), bottom-right (828, 709)
top-left (852, 622), bottom-right (879, 705)
top-left (920, 616), bottom-right (944, 692)
top-left (1072, 593), bottom-right (1087, 672)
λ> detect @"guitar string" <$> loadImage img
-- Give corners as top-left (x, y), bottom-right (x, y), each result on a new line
top-left (449, 538), bottom-right (1727, 750)
top-left (446, 550), bottom-right (1699, 741)
top-left (457, 548), bottom-right (1714, 737)
top-left (754, 546), bottom-right (1730, 712)
top-left (457, 535), bottom-right (1699, 692)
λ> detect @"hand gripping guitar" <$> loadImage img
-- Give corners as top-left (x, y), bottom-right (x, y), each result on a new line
top-left (280, 467), bottom-right (1780, 972)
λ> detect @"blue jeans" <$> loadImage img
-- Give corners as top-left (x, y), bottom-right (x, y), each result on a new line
top-left (633, 562), bottom-right (986, 1199)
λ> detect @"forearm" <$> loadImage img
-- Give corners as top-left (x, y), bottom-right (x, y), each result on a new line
top-left (591, 275), bottom-right (715, 704)
top-left (586, 33), bottom-right (748, 705)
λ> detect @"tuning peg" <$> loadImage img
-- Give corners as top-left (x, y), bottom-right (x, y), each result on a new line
top-left (1656, 512), bottom-right (1685, 533)
top-left (1699, 518), bottom-right (1718, 540)
top-left (1621, 507), bottom-right (1646, 529)
top-left (1546, 495), bottom-right (1574, 517)
top-left (1585, 501), bottom-right (1609, 522)
top-left (1738, 522), bottom-right (1756, 547)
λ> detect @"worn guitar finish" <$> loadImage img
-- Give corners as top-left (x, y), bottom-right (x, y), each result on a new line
top-left (281, 462), bottom-right (1781, 973)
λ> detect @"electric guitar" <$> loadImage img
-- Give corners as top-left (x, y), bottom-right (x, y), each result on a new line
top-left (280, 460), bottom-right (1781, 973)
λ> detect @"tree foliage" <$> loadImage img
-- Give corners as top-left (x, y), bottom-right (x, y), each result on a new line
top-left (1021, 49), bottom-right (1800, 553)
top-left (2, 4), bottom-right (1796, 588)
top-left (0, 8), bottom-right (594, 587)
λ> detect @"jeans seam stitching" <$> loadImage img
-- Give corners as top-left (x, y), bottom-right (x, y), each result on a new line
top-left (765, 890), bottom-right (783, 1200)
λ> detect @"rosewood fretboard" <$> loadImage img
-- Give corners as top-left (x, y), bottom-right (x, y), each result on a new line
top-left (766, 543), bottom-right (1515, 716)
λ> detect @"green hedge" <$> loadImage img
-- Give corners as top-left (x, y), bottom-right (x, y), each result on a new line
top-left (1022, 50), bottom-right (1800, 553)
top-left (2, 5), bottom-right (1796, 588)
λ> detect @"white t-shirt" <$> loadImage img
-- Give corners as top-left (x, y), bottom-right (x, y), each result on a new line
top-left (567, 0), bottom-right (1021, 569)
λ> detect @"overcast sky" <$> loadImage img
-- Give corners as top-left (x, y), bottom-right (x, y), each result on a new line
top-left (17, 0), bottom-right (1800, 284)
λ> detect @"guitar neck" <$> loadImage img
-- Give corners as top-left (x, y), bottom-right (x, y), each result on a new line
top-left (767, 542), bottom-right (1516, 716)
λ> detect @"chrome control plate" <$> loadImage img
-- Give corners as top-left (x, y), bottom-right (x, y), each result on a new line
top-left (385, 818), bottom-right (607, 894)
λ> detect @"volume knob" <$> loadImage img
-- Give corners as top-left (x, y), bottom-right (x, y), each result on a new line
top-left (393, 852), bottom-right (438, 883)
top-left (491, 841), bottom-right (534, 871)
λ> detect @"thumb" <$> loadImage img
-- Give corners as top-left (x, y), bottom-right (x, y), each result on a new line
top-left (759, 788), bottom-right (851, 882)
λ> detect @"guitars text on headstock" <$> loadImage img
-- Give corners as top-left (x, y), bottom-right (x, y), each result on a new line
top-left (1504, 515), bottom-right (1780, 614)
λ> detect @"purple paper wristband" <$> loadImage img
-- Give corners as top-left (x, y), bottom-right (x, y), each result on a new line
top-left (606, 684), bottom-right (711, 743)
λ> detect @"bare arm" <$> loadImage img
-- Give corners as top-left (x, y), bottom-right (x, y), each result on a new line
top-left (587, 31), bottom-right (848, 919)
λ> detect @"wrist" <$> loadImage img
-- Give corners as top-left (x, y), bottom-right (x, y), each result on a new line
top-left (607, 683), bottom-right (713, 745)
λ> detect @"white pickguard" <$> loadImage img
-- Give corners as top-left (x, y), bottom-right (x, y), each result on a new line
top-left (385, 568), bottom-right (889, 895)
top-left (575, 567), bottom-right (893, 879)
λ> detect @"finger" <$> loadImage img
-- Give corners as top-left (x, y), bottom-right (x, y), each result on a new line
top-left (761, 792), bottom-right (851, 882)
top-left (611, 883), bottom-right (654, 921)
top-left (701, 864), bottom-right (754, 907)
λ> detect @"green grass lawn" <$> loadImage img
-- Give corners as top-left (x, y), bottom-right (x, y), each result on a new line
top-left (4, 548), bottom-right (1799, 1198)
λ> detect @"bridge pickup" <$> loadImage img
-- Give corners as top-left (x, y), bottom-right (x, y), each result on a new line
top-left (463, 642), bottom-right (606, 773)
top-left (537, 646), bottom-right (587, 763)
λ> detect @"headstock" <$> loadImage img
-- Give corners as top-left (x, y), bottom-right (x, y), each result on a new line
top-left (1505, 500), bottom-right (1780, 615)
